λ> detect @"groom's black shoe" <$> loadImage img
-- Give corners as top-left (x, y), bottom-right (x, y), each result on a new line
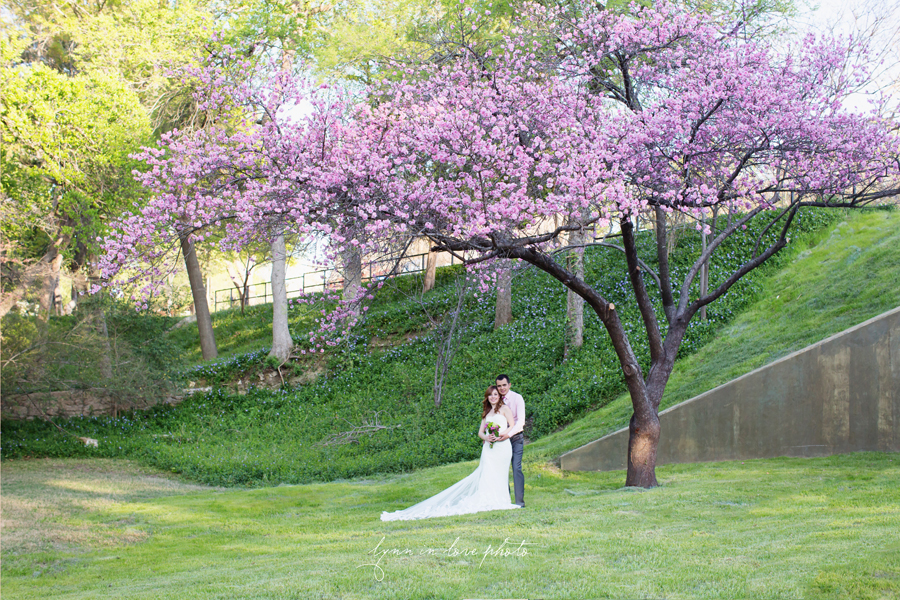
top-left (516, 503), bottom-right (525, 508)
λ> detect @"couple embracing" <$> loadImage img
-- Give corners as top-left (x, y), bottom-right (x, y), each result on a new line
top-left (381, 375), bottom-right (526, 521)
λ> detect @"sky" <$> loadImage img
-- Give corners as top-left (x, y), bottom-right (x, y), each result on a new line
top-left (794, 0), bottom-right (899, 103)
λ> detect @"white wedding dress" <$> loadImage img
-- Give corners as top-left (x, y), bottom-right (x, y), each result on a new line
top-left (381, 412), bottom-right (521, 521)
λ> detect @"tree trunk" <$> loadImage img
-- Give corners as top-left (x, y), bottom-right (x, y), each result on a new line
top-left (422, 250), bottom-right (438, 293)
top-left (626, 411), bottom-right (661, 487)
top-left (507, 241), bottom-right (667, 488)
top-left (34, 236), bottom-right (66, 319)
top-left (71, 271), bottom-right (89, 312)
top-left (226, 256), bottom-right (254, 314)
top-left (493, 267), bottom-right (512, 329)
top-left (700, 215), bottom-right (708, 321)
top-left (50, 252), bottom-right (63, 316)
top-left (341, 247), bottom-right (362, 322)
top-left (179, 232), bottom-right (218, 360)
top-left (564, 228), bottom-right (585, 359)
top-left (269, 232), bottom-right (293, 363)
top-left (96, 308), bottom-right (114, 380)
top-left (432, 275), bottom-right (468, 407)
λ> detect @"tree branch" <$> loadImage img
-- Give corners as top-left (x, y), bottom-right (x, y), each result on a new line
top-left (622, 219), bottom-right (664, 368)
top-left (676, 207), bottom-right (765, 314)
top-left (654, 206), bottom-right (676, 324)
top-left (317, 412), bottom-right (401, 446)
top-left (551, 242), bottom-right (661, 289)
top-left (689, 205), bottom-right (799, 316)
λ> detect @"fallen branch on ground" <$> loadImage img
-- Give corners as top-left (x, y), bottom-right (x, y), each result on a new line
top-left (317, 411), bottom-right (402, 446)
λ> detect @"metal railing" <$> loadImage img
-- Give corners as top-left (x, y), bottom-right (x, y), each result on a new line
top-left (213, 252), bottom-right (465, 312)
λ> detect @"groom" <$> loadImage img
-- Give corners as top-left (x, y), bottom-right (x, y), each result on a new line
top-left (495, 374), bottom-right (525, 507)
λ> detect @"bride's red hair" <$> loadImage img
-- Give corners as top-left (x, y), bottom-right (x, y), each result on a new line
top-left (481, 385), bottom-right (504, 420)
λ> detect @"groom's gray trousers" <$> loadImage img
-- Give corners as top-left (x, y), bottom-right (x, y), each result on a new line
top-left (510, 432), bottom-right (525, 506)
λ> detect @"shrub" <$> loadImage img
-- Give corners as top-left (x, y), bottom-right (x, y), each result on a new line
top-left (1, 297), bottom-right (180, 404)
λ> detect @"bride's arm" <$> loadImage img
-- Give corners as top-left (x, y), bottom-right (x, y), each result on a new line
top-left (478, 418), bottom-right (489, 441)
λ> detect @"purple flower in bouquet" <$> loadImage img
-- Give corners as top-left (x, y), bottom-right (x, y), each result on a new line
top-left (485, 422), bottom-right (500, 448)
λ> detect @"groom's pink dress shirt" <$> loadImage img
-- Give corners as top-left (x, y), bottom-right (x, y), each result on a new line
top-left (502, 390), bottom-right (525, 438)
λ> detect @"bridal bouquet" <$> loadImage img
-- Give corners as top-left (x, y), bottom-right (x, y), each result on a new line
top-left (485, 422), bottom-right (500, 448)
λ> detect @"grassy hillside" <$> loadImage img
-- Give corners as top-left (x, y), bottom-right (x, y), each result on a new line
top-left (5, 207), bottom-right (899, 487)
top-left (527, 208), bottom-right (900, 462)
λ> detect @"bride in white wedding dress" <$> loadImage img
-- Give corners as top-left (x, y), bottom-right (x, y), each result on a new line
top-left (381, 386), bottom-right (521, 521)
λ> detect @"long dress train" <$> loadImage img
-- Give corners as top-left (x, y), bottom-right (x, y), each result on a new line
top-left (380, 412), bottom-right (520, 521)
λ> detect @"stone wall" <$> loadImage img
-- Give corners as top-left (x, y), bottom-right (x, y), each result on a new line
top-left (1, 366), bottom-right (303, 420)
top-left (560, 305), bottom-right (900, 472)
top-left (1, 390), bottom-right (180, 420)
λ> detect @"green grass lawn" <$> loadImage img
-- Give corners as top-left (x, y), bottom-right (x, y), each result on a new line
top-left (2, 453), bottom-right (898, 599)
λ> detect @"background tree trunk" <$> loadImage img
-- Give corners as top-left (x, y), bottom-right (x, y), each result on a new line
top-left (699, 209), bottom-right (718, 322)
top-left (564, 227), bottom-right (585, 359)
top-left (493, 267), bottom-right (513, 329)
top-left (422, 250), bottom-right (438, 293)
top-left (341, 247), bottom-right (362, 322)
top-left (226, 254), bottom-right (256, 314)
top-left (432, 274), bottom-right (469, 407)
top-left (179, 232), bottom-right (217, 360)
top-left (96, 308), bottom-right (114, 380)
top-left (71, 271), bottom-right (89, 311)
top-left (269, 232), bottom-right (293, 362)
top-left (49, 251), bottom-right (64, 316)
top-left (37, 236), bottom-right (66, 319)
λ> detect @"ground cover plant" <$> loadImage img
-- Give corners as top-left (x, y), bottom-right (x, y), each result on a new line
top-left (1, 207), bottom-right (865, 486)
top-left (1, 452), bottom-right (898, 599)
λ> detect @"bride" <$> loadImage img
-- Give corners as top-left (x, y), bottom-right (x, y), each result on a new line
top-left (381, 386), bottom-right (522, 521)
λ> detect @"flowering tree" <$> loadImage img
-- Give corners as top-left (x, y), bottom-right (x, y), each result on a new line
top-left (103, 2), bottom-right (899, 487)
top-left (98, 46), bottom-right (386, 356)
top-left (346, 1), bottom-right (899, 486)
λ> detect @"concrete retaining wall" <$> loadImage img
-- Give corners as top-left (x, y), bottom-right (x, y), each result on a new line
top-left (560, 305), bottom-right (900, 472)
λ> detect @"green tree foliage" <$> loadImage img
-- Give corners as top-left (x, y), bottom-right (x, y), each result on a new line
top-left (0, 0), bottom-right (223, 317)
top-left (6, 0), bottom-right (219, 129)
top-left (312, 0), bottom-right (518, 83)
top-left (1, 62), bottom-right (150, 312)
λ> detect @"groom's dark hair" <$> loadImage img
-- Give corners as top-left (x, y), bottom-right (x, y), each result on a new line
top-left (496, 374), bottom-right (510, 383)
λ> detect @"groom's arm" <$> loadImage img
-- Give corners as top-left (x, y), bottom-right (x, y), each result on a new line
top-left (501, 392), bottom-right (525, 439)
